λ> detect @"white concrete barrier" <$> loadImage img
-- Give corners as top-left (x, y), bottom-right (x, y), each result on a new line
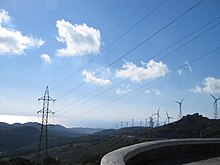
top-left (101, 138), bottom-right (220, 165)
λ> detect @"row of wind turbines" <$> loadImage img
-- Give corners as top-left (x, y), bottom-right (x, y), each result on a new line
top-left (174, 93), bottom-right (220, 121)
top-left (115, 93), bottom-right (219, 129)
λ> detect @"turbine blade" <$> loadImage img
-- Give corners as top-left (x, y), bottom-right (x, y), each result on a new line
top-left (180, 98), bottom-right (184, 103)
top-left (157, 108), bottom-right (160, 114)
top-left (209, 93), bottom-right (216, 100)
top-left (175, 101), bottom-right (180, 104)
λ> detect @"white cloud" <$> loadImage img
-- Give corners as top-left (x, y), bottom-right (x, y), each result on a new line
top-left (0, 9), bottom-right (10, 25)
top-left (56, 19), bottom-right (101, 56)
top-left (115, 60), bottom-right (169, 83)
top-left (82, 70), bottom-right (112, 86)
top-left (177, 69), bottom-right (182, 75)
top-left (144, 89), bottom-right (151, 94)
top-left (40, 54), bottom-right (52, 63)
top-left (0, 9), bottom-right (45, 55)
top-left (152, 89), bottom-right (161, 95)
top-left (185, 61), bottom-right (192, 72)
top-left (116, 85), bottom-right (132, 95)
top-left (144, 89), bottom-right (161, 95)
top-left (178, 61), bottom-right (192, 76)
top-left (190, 77), bottom-right (220, 94)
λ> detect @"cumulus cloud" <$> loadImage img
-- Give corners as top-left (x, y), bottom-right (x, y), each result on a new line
top-left (144, 89), bottom-right (161, 95)
top-left (152, 89), bottom-right (161, 95)
top-left (0, 9), bottom-right (44, 55)
top-left (115, 60), bottom-right (169, 83)
top-left (178, 61), bottom-right (192, 75)
top-left (0, 9), bottom-right (10, 25)
top-left (116, 85), bottom-right (132, 95)
top-left (144, 89), bottom-right (151, 94)
top-left (56, 20), bottom-right (101, 56)
top-left (40, 54), bottom-right (52, 63)
top-left (82, 70), bottom-right (112, 86)
top-left (190, 77), bottom-right (220, 94)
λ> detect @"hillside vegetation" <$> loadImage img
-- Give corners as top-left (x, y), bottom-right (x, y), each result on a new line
top-left (0, 113), bottom-right (219, 165)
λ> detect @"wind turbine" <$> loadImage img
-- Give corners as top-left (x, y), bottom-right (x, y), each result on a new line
top-left (120, 121), bottom-right (123, 128)
top-left (115, 124), bottom-right (118, 130)
top-left (166, 111), bottom-right (173, 124)
top-left (145, 118), bottom-right (148, 127)
top-left (156, 108), bottom-right (161, 127)
top-left (209, 93), bottom-right (220, 119)
top-left (140, 120), bottom-right (143, 127)
top-left (131, 118), bottom-right (134, 127)
top-left (149, 114), bottom-right (155, 128)
top-left (126, 121), bottom-right (129, 127)
top-left (175, 98), bottom-right (184, 119)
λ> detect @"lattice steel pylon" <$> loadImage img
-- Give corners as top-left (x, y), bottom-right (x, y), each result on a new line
top-left (36, 86), bottom-right (55, 164)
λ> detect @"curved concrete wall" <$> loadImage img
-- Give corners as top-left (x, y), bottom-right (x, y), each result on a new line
top-left (101, 138), bottom-right (220, 165)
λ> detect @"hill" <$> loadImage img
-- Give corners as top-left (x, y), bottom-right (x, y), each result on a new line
top-left (0, 122), bottom-right (103, 152)
top-left (0, 113), bottom-right (219, 165)
top-left (147, 113), bottom-right (220, 138)
top-left (96, 113), bottom-right (220, 138)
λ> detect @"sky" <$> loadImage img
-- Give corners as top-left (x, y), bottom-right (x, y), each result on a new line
top-left (0, 0), bottom-right (220, 128)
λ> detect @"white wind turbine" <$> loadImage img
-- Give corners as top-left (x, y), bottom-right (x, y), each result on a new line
top-left (175, 98), bottom-right (184, 119)
top-left (166, 110), bottom-right (174, 124)
top-left (209, 93), bottom-right (220, 119)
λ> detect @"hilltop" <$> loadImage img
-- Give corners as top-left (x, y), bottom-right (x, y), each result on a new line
top-left (96, 113), bottom-right (220, 138)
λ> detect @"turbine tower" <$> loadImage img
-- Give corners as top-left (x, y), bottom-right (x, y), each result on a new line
top-left (156, 108), bottom-right (161, 127)
top-left (209, 93), bottom-right (220, 119)
top-left (126, 121), bottom-right (129, 127)
top-left (115, 124), bottom-right (118, 130)
top-left (140, 120), bottom-right (143, 127)
top-left (175, 98), bottom-right (184, 119)
top-left (120, 121), bottom-right (123, 128)
top-left (145, 118), bottom-right (148, 127)
top-left (149, 114), bottom-right (155, 128)
top-left (166, 110), bottom-right (173, 124)
top-left (131, 118), bottom-right (134, 127)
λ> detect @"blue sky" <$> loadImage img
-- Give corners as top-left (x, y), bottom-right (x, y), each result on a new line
top-left (0, 0), bottom-right (220, 128)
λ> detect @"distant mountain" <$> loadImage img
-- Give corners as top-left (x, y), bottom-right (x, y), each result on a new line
top-left (96, 127), bottom-right (150, 136)
top-left (148, 113), bottom-right (220, 138)
top-left (1, 113), bottom-right (219, 164)
top-left (0, 122), bottom-right (104, 152)
top-left (96, 113), bottom-right (220, 138)
top-left (70, 127), bottom-right (104, 135)
top-left (0, 122), bottom-right (11, 130)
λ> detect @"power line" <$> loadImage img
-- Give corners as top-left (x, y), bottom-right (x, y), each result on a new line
top-left (49, 1), bottom-right (149, 88)
top-left (54, 0), bottom-right (204, 100)
top-left (57, 16), bottom-right (220, 112)
top-left (57, 21), bottom-right (219, 116)
top-left (55, 16), bottom-right (220, 113)
top-left (62, 46), bottom-right (220, 124)
top-left (50, 0), bottom-right (167, 91)
top-left (103, 0), bottom-right (150, 39)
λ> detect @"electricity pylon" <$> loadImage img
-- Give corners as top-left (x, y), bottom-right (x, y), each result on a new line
top-left (36, 86), bottom-right (55, 164)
